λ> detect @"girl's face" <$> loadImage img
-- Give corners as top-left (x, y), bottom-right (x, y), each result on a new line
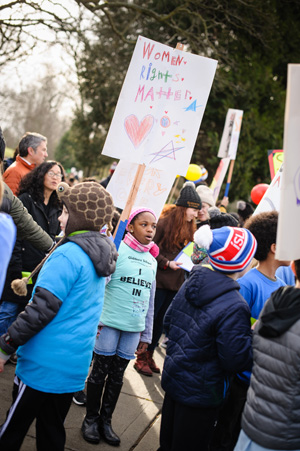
top-left (44, 164), bottom-right (63, 191)
top-left (197, 202), bottom-right (210, 222)
top-left (185, 207), bottom-right (199, 222)
top-left (58, 205), bottom-right (69, 234)
top-left (129, 212), bottom-right (157, 245)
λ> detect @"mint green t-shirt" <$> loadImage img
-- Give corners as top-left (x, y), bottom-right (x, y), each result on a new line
top-left (100, 241), bottom-right (157, 332)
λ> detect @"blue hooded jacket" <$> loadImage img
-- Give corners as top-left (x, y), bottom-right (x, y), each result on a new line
top-left (161, 266), bottom-right (253, 407)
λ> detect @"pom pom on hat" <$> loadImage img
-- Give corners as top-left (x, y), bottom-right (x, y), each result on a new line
top-left (175, 181), bottom-right (202, 210)
top-left (126, 207), bottom-right (157, 231)
top-left (237, 200), bottom-right (254, 221)
top-left (196, 185), bottom-right (215, 207)
top-left (194, 224), bottom-right (213, 249)
top-left (194, 225), bottom-right (257, 273)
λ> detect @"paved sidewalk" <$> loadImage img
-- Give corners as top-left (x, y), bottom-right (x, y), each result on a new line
top-left (0, 346), bottom-right (166, 450)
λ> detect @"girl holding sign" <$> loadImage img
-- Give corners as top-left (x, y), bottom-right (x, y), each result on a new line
top-left (81, 207), bottom-right (158, 446)
top-left (134, 182), bottom-right (202, 376)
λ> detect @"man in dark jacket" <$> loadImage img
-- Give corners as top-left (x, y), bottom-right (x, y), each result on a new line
top-left (158, 225), bottom-right (257, 451)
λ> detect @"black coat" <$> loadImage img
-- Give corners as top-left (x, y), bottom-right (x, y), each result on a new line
top-left (1, 193), bottom-right (61, 306)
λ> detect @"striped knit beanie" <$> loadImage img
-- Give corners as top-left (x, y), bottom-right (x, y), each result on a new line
top-left (193, 224), bottom-right (257, 273)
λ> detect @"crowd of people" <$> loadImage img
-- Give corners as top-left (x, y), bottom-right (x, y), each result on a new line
top-left (0, 127), bottom-right (299, 451)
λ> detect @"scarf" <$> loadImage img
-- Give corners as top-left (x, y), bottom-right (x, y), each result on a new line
top-left (123, 232), bottom-right (159, 258)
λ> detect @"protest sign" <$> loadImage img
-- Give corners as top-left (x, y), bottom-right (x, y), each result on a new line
top-left (102, 36), bottom-right (217, 175)
top-left (210, 157), bottom-right (231, 201)
top-left (107, 160), bottom-right (176, 218)
top-left (217, 109), bottom-right (243, 160)
top-left (253, 164), bottom-right (283, 215)
top-left (268, 149), bottom-right (284, 180)
top-left (276, 64), bottom-right (300, 260)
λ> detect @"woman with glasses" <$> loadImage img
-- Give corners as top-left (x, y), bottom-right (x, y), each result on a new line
top-left (0, 161), bottom-right (64, 345)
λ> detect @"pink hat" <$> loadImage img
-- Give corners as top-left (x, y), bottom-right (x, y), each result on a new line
top-left (126, 207), bottom-right (157, 231)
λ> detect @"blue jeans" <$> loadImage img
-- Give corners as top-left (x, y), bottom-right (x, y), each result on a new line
top-left (0, 302), bottom-right (23, 335)
top-left (94, 326), bottom-right (140, 360)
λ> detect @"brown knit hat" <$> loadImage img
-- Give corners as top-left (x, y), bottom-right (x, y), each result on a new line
top-left (57, 182), bottom-right (115, 235)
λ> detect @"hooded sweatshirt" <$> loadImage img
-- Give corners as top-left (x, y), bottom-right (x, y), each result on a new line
top-left (0, 232), bottom-right (118, 393)
top-left (242, 286), bottom-right (300, 450)
top-left (161, 265), bottom-right (253, 407)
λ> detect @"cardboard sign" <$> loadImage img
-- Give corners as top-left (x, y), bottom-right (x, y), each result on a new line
top-left (217, 109), bottom-right (243, 160)
top-left (107, 160), bottom-right (176, 218)
top-left (102, 36), bottom-right (217, 175)
top-left (276, 64), bottom-right (300, 260)
top-left (268, 149), bottom-right (284, 180)
top-left (210, 157), bottom-right (231, 201)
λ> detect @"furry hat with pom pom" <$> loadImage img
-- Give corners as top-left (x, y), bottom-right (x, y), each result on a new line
top-left (193, 224), bottom-right (257, 273)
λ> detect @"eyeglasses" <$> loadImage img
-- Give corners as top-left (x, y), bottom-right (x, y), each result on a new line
top-left (47, 171), bottom-right (63, 180)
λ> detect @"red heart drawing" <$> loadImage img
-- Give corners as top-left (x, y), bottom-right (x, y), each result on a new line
top-left (181, 78), bottom-right (184, 81)
top-left (124, 114), bottom-right (154, 148)
top-left (165, 111), bottom-right (168, 114)
top-left (189, 96), bottom-right (192, 99)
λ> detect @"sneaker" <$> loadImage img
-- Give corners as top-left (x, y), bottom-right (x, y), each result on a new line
top-left (73, 390), bottom-right (87, 406)
top-left (9, 353), bottom-right (18, 365)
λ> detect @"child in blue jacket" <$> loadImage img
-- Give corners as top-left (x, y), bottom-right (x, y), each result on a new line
top-left (0, 182), bottom-right (118, 451)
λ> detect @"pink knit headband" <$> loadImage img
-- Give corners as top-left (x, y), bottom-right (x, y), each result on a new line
top-left (126, 207), bottom-right (157, 231)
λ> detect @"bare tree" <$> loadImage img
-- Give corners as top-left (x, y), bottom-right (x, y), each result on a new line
top-left (0, 1), bottom-right (80, 66)
top-left (1, 65), bottom-right (74, 157)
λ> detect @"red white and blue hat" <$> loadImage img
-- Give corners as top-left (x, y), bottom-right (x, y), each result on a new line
top-left (194, 225), bottom-right (257, 273)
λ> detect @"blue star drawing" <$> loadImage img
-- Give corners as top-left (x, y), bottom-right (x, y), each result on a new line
top-left (149, 140), bottom-right (184, 164)
top-left (184, 99), bottom-right (203, 112)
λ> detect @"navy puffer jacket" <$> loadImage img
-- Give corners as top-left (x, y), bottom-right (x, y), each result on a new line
top-left (161, 266), bottom-right (253, 407)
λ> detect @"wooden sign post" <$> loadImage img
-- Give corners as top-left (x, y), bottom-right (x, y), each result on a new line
top-left (113, 163), bottom-right (146, 249)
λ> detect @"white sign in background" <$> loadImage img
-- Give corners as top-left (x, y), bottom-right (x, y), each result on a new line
top-left (107, 160), bottom-right (176, 218)
top-left (253, 164), bottom-right (283, 216)
top-left (210, 157), bottom-right (231, 201)
top-left (276, 64), bottom-right (300, 260)
top-left (102, 36), bottom-right (217, 175)
top-left (218, 109), bottom-right (243, 160)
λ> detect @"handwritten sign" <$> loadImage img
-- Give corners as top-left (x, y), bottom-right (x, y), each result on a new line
top-left (218, 109), bottom-right (243, 160)
top-left (106, 160), bottom-right (176, 218)
top-left (276, 64), bottom-right (300, 260)
top-left (268, 149), bottom-right (284, 180)
top-left (102, 36), bottom-right (217, 175)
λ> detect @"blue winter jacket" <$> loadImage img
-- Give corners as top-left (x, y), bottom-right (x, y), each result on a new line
top-left (161, 266), bottom-right (253, 408)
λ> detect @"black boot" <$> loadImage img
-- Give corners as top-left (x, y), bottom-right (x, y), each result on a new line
top-left (81, 354), bottom-right (114, 444)
top-left (81, 381), bottom-right (104, 444)
top-left (99, 355), bottom-right (129, 446)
